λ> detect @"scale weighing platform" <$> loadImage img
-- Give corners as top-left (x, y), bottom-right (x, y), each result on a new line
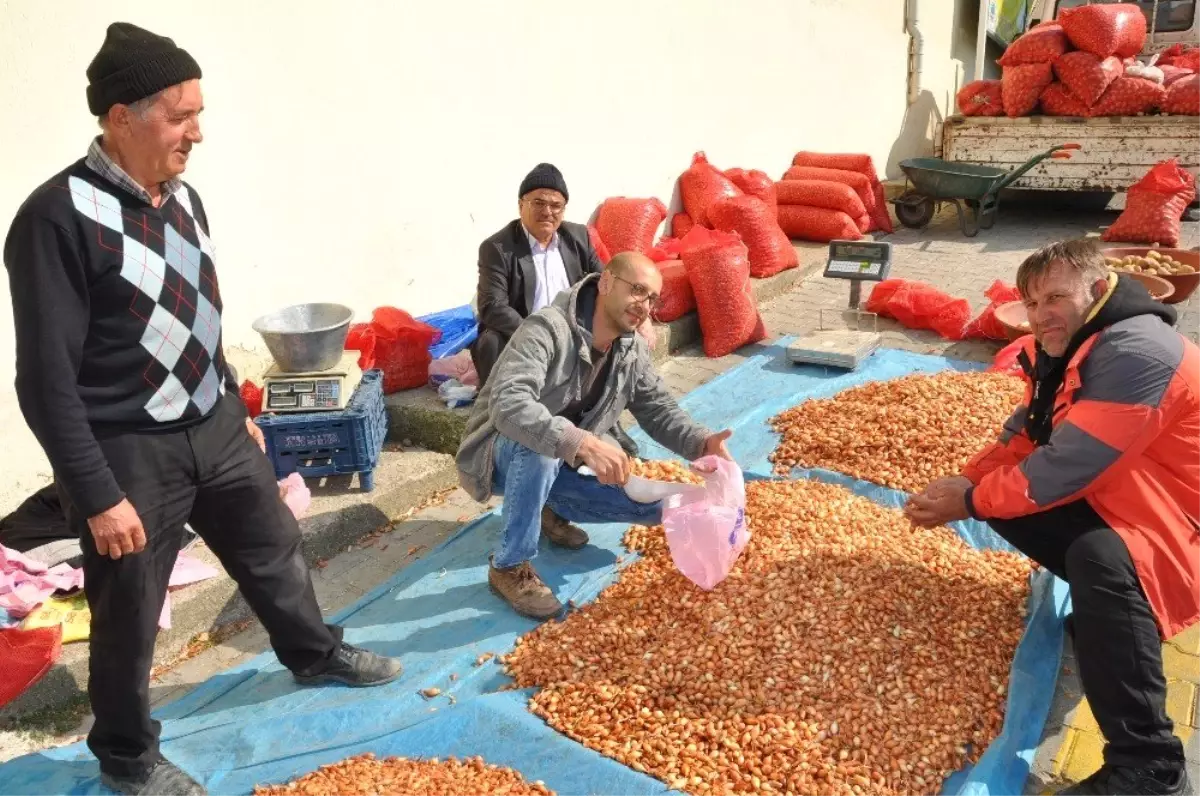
top-left (786, 240), bottom-right (892, 371)
top-left (261, 350), bottom-right (362, 413)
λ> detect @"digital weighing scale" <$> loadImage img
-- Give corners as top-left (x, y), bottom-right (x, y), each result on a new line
top-left (786, 240), bottom-right (893, 371)
top-left (261, 350), bottom-right (362, 413)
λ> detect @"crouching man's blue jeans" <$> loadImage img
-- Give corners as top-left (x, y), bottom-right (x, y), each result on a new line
top-left (490, 435), bottom-right (662, 569)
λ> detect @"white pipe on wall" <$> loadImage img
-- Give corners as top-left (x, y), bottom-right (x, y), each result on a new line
top-left (975, 0), bottom-right (990, 81)
top-left (906, 0), bottom-right (925, 104)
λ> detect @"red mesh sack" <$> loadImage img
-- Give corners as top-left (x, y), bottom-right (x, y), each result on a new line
top-left (1103, 158), bottom-right (1197, 247)
top-left (1003, 63), bottom-right (1054, 116)
top-left (369, 307), bottom-right (439, 393)
top-left (996, 24), bottom-right (1070, 66)
top-left (653, 259), bottom-right (697, 322)
top-left (789, 153), bottom-right (892, 233)
top-left (957, 80), bottom-right (1005, 116)
top-left (677, 228), bottom-right (767, 358)
top-left (1162, 74), bottom-right (1200, 115)
top-left (707, 195), bottom-right (798, 278)
top-left (725, 169), bottom-right (778, 219)
top-left (775, 179), bottom-right (868, 219)
top-left (679, 152), bottom-right (741, 227)
top-left (587, 224), bottom-right (612, 265)
top-left (671, 212), bottom-right (695, 238)
top-left (777, 205), bottom-right (863, 242)
top-left (963, 280), bottom-right (1023, 340)
top-left (988, 337), bottom-right (1032, 377)
top-left (782, 166), bottom-right (877, 227)
top-left (1041, 82), bottom-right (1093, 116)
top-left (1060, 3), bottom-right (1147, 58)
top-left (345, 323), bottom-right (377, 370)
top-left (594, 197), bottom-right (667, 257)
top-left (0, 626), bottom-right (62, 708)
top-left (854, 213), bottom-right (872, 234)
top-left (239, 380), bottom-right (264, 419)
top-left (1161, 65), bottom-right (1195, 86)
top-left (1159, 45), bottom-right (1200, 71)
top-left (1089, 76), bottom-right (1166, 116)
top-left (1054, 52), bottom-right (1124, 106)
top-left (864, 279), bottom-right (972, 341)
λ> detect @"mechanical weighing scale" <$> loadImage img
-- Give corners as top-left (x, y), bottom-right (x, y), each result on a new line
top-left (786, 240), bottom-right (893, 371)
top-left (261, 350), bottom-right (362, 413)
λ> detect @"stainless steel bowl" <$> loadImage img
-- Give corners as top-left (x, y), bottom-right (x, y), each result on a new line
top-left (252, 302), bottom-right (354, 373)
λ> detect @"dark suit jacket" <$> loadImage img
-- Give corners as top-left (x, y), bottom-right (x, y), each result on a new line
top-left (475, 219), bottom-right (604, 340)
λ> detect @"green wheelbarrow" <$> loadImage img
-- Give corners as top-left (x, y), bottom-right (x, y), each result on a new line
top-left (892, 143), bottom-right (1081, 237)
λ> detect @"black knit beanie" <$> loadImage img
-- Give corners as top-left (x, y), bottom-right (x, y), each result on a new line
top-left (86, 22), bottom-right (202, 117)
top-left (518, 163), bottom-right (569, 202)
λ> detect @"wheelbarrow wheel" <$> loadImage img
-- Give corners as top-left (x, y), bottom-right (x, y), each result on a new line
top-left (895, 193), bottom-right (935, 229)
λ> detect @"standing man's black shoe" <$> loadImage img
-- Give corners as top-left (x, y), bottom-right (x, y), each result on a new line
top-left (100, 759), bottom-right (207, 796)
top-left (293, 642), bottom-right (402, 687)
top-left (1056, 763), bottom-right (1191, 795)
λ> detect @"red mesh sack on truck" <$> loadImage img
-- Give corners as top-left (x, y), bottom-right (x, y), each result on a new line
top-left (776, 179), bottom-right (868, 219)
top-left (865, 279), bottom-right (972, 341)
top-left (653, 259), bottom-right (697, 322)
top-left (1089, 76), bottom-right (1166, 116)
top-left (1159, 44), bottom-right (1200, 71)
top-left (671, 212), bottom-right (695, 238)
top-left (679, 152), bottom-right (741, 227)
top-left (724, 168), bottom-right (778, 219)
top-left (587, 225), bottom-right (612, 265)
top-left (996, 23), bottom-right (1070, 66)
top-left (369, 307), bottom-right (439, 393)
top-left (595, 197), bottom-right (667, 257)
top-left (1162, 74), bottom-right (1200, 115)
top-left (1160, 65), bottom-right (1195, 86)
top-left (1103, 158), bottom-right (1197, 247)
top-left (957, 80), bottom-right (1005, 116)
top-left (963, 281), bottom-right (1023, 340)
top-left (0, 626), bottom-right (62, 708)
top-left (789, 153), bottom-right (892, 233)
top-left (1059, 3), bottom-right (1147, 58)
top-left (1041, 82), bottom-right (1093, 116)
top-left (1054, 51), bottom-right (1124, 106)
top-left (677, 228), bottom-right (767, 358)
top-left (1002, 63), bottom-right (1054, 116)
top-left (777, 205), bottom-right (863, 242)
top-left (708, 195), bottom-right (798, 278)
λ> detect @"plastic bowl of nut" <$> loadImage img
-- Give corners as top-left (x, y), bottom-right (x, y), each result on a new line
top-left (1104, 247), bottom-right (1197, 305)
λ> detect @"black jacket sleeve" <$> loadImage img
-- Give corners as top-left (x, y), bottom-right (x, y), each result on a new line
top-left (476, 238), bottom-right (524, 338)
top-left (4, 214), bottom-right (124, 517)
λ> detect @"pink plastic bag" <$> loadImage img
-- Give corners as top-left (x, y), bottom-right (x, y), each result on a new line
top-left (279, 473), bottom-right (312, 519)
top-left (662, 457), bottom-right (749, 591)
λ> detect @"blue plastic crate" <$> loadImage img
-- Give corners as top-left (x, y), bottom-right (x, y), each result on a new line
top-left (254, 369), bottom-right (388, 491)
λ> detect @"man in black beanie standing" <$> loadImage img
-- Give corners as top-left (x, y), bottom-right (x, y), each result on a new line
top-left (3, 23), bottom-right (402, 796)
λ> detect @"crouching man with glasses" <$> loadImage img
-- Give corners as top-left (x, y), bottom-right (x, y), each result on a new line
top-left (456, 253), bottom-right (734, 619)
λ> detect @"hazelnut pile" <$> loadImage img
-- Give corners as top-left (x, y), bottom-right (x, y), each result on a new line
top-left (768, 372), bottom-right (1025, 493)
top-left (505, 478), bottom-right (1031, 796)
top-left (253, 753), bottom-right (554, 796)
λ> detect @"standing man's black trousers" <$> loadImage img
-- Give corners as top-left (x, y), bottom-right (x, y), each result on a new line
top-left (61, 393), bottom-right (339, 779)
top-left (988, 500), bottom-right (1185, 769)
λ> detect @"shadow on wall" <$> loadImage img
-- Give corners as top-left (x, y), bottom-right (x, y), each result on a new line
top-left (885, 89), bottom-right (944, 182)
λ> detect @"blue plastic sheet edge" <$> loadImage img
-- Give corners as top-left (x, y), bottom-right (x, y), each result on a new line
top-left (417, 305), bottom-right (478, 360)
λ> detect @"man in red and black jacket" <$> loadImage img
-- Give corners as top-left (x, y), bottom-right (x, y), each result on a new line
top-left (907, 239), bottom-right (1198, 796)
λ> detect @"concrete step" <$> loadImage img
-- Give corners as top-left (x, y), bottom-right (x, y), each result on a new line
top-left (0, 446), bottom-right (458, 722)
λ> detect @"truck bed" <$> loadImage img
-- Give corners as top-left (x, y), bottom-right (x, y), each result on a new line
top-left (940, 115), bottom-right (1200, 192)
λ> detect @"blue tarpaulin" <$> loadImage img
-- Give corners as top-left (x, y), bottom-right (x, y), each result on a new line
top-left (0, 343), bottom-right (1068, 796)
top-left (418, 305), bottom-right (477, 361)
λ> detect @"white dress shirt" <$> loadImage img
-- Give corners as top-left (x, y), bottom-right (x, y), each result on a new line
top-left (526, 227), bottom-right (571, 312)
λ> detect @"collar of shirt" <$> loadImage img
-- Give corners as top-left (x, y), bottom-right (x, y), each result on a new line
top-left (85, 136), bottom-right (183, 205)
top-left (523, 226), bottom-right (560, 254)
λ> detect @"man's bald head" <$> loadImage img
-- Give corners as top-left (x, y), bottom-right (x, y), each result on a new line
top-left (598, 251), bottom-right (663, 333)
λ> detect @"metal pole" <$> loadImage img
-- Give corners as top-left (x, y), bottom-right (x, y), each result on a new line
top-left (849, 280), bottom-right (862, 310)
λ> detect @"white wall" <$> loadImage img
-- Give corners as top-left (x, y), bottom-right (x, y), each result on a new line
top-left (0, 0), bottom-right (978, 513)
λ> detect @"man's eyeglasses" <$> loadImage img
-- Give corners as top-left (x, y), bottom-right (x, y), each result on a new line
top-left (526, 198), bottom-right (566, 216)
top-left (612, 273), bottom-right (661, 310)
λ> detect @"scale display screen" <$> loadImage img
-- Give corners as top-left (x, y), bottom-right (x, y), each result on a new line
top-left (823, 240), bottom-right (892, 282)
top-left (263, 378), bottom-right (345, 411)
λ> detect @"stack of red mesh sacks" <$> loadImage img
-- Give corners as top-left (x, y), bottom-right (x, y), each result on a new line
top-left (957, 5), bottom-right (1198, 117)
top-left (776, 152), bottom-right (894, 243)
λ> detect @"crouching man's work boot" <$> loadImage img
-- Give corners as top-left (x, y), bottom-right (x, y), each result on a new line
top-left (488, 557), bottom-right (562, 619)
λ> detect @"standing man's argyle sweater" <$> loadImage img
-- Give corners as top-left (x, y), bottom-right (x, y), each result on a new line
top-left (4, 147), bottom-right (236, 518)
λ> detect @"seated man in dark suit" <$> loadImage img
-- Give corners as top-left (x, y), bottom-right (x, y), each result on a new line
top-left (471, 163), bottom-right (643, 454)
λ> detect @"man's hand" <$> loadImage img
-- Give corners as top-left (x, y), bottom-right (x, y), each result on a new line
top-left (904, 476), bottom-right (972, 528)
top-left (579, 433), bottom-right (631, 485)
top-left (691, 430), bottom-right (735, 474)
top-left (87, 498), bottom-right (147, 560)
top-left (246, 417), bottom-right (266, 453)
